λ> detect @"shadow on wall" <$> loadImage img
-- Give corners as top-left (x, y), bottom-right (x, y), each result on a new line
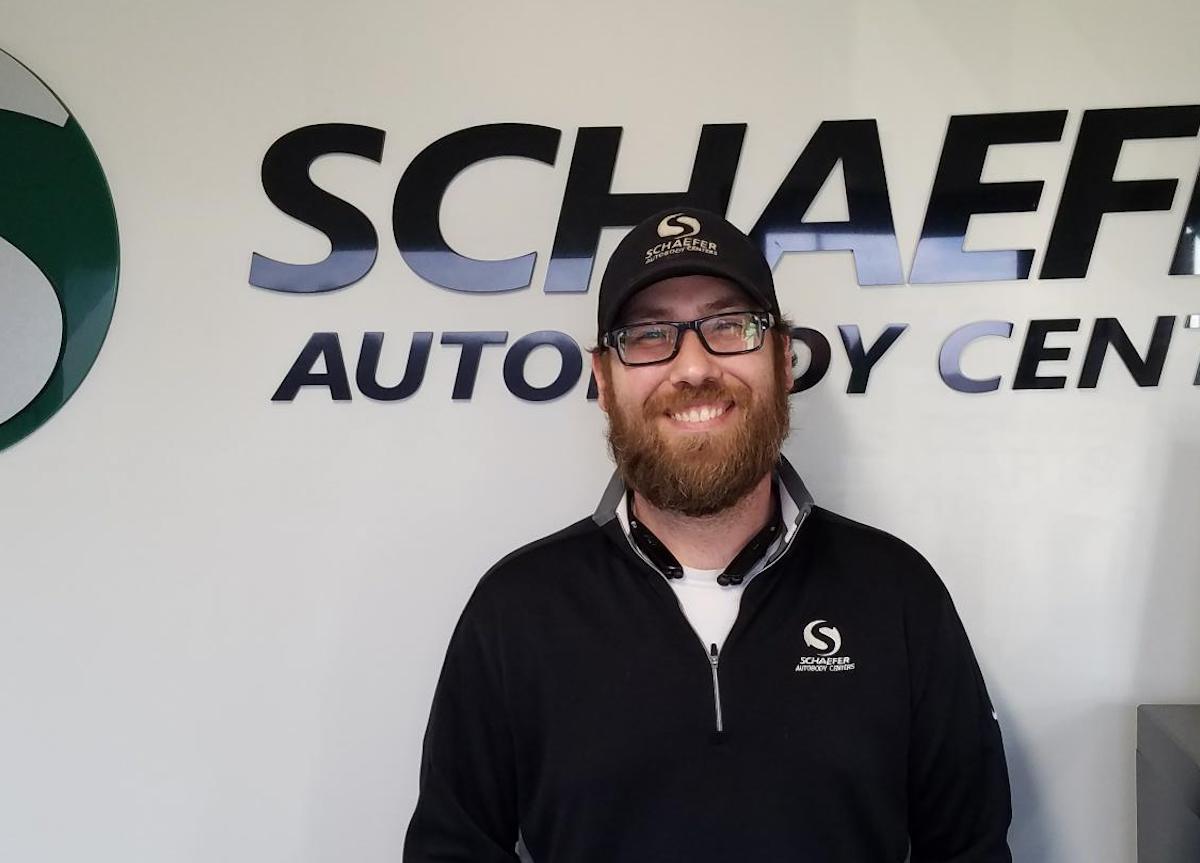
top-left (1133, 437), bottom-right (1200, 700)
top-left (781, 377), bottom-right (846, 500)
top-left (998, 692), bottom-right (1054, 862)
top-left (1131, 436), bottom-right (1200, 841)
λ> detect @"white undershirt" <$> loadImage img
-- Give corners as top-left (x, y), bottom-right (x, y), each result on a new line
top-left (669, 566), bottom-right (744, 653)
top-left (614, 478), bottom-right (805, 656)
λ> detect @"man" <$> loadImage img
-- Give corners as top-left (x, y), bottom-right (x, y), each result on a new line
top-left (404, 208), bottom-right (1012, 862)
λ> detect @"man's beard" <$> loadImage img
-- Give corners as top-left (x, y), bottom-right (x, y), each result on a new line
top-left (603, 354), bottom-right (791, 518)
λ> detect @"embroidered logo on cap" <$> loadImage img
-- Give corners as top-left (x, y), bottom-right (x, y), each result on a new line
top-left (644, 213), bottom-right (718, 265)
top-left (656, 212), bottom-right (701, 238)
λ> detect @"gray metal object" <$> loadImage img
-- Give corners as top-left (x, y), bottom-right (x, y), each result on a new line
top-left (1137, 705), bottom-right (1200, 861)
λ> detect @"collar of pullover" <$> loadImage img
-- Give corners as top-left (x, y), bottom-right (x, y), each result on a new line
top-left (592, 456), bottom-right (815, 580)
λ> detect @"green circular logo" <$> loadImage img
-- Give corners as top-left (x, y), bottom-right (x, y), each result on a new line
top-left (0, 48), bottom-right (119, 452)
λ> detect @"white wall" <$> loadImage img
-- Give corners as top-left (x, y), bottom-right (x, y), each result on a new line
top-left (2, 1), bottom-right (1199, 860)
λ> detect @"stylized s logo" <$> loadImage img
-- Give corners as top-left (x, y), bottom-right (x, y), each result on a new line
top-left (0, 48), bottom-right (120, 452)
top-left (657, 212), bottom-right (701, 239)
top-left (803, 619), bottom-right (843, 657)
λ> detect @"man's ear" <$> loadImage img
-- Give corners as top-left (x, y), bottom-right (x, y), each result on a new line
top-left (591, 351), bottom-right (611, 413)
top-left (776, 331), bottom-right (795, 393)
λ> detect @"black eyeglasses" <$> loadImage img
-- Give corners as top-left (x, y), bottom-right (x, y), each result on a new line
top-left (602, 310), bottom-right (774, 366)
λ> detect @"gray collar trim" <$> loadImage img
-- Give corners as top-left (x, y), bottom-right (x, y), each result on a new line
top-left (592, 470), bottom-right (628, 527)
top-left (591, 456), bottom-right (815, 530)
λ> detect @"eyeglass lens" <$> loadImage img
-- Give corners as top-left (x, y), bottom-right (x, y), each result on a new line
top-left (617, 313), bottom-right (765, 365)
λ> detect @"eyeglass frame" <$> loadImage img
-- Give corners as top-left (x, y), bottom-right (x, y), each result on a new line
top-left (600, 309), bottom-right (776, 367)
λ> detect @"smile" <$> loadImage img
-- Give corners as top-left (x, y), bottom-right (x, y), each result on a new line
top-left (667, 403), bottom-right (731, 425)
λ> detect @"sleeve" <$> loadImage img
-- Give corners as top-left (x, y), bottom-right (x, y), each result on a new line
top-left (403, 589), bottom-right (521, 863)
top-left (905, 558), bottom-right (1013, 863)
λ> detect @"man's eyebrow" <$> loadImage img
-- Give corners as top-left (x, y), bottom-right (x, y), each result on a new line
top-left (623, 305), bottom-right (670, 321)
top-left (697, 297), bottom-right (749, 314)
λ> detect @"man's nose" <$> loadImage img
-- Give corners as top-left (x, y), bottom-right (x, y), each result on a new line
top-left (667, 329), bottom-right (720, 387)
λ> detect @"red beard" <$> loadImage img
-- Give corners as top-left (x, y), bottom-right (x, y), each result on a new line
top-left (603, 364), bottom-right (790, 517)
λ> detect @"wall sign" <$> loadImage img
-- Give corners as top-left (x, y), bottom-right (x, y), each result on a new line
top-left (0, 48), bottom-right (119, 452)
top-left (252, 112), bottom-right (1200, 402)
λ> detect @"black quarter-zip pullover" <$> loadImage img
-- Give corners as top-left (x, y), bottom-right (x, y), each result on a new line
top-left (404, 459), bottom-right (1012, 862)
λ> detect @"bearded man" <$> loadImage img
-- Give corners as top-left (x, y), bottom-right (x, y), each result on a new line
top-left (404, 208), bottom-right (1012, 863)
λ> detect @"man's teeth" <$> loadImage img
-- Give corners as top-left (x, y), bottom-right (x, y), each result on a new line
top-left (670, 405), bottom-right (726, 424)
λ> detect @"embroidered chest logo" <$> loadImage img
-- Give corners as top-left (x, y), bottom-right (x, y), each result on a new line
top-left (796, 619), bottom-right (856, 673)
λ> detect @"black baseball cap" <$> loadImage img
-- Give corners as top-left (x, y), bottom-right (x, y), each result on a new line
top-left (596, 206), bottom-right (779, 339)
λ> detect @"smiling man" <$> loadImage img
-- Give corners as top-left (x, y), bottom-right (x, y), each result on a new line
top-left (404, 208), bottom-right (1012, 863)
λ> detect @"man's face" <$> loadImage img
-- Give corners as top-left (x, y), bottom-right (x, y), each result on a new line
top-left (593, 274), bottom-right (792, 517)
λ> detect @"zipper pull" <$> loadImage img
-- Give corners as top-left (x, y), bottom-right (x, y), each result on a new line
top-left (708, 643), bottom-right (725, 735)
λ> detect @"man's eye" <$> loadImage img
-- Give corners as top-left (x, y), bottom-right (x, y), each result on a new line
top-left (630, 327), bottom-right (669, 344)
top-left (712, 317), bottom-right (755, 336)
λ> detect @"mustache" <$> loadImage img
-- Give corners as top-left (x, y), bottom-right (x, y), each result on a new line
top-left (644, 383), bottom-right (743, 417)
